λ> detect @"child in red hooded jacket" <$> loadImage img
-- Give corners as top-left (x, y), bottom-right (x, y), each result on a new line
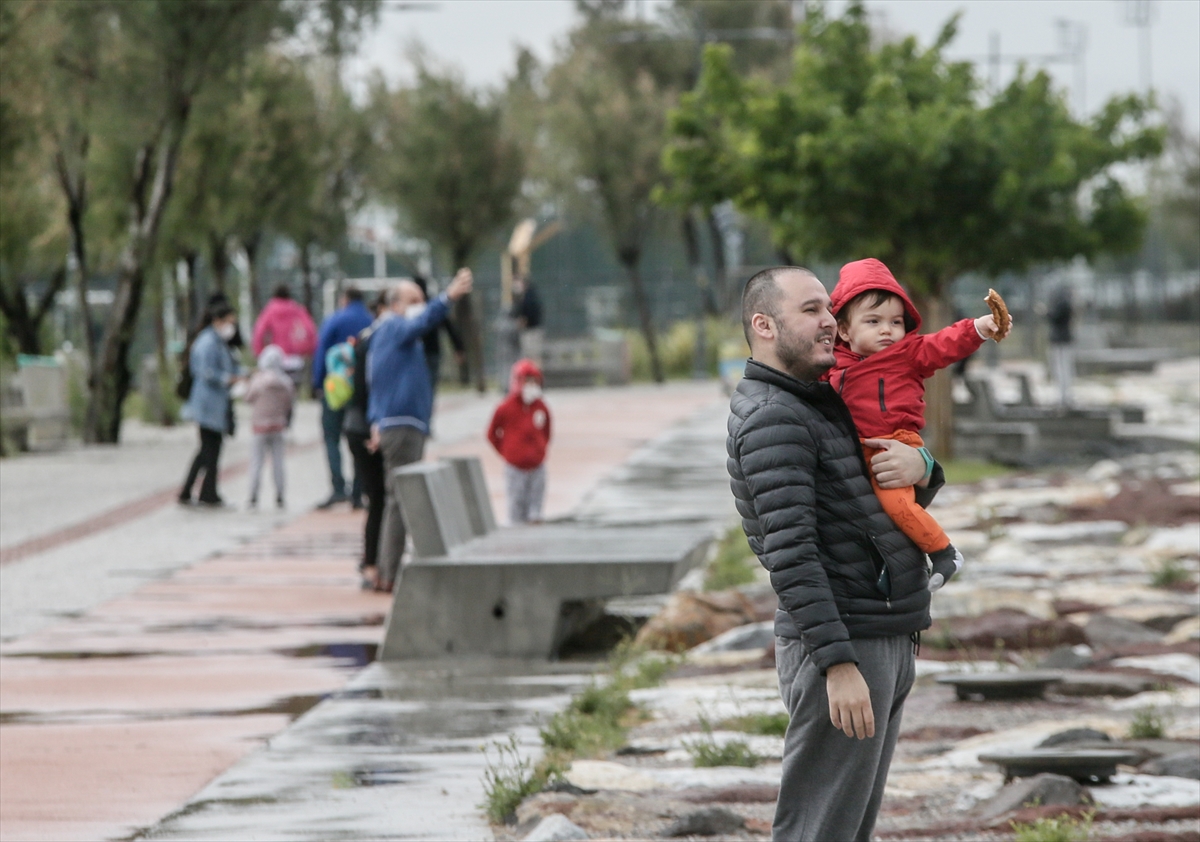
top-left (488, 359), bottom-right (552, 523)
top-left (826, 259), bottom-right (1010, 590)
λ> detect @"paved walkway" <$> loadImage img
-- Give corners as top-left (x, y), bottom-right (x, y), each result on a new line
top-left (0, 383), bottom-right (728, 842)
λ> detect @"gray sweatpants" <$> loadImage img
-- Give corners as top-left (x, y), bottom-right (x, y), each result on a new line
top-left (377, 426), bottom-right (426, 586)
top-left (773, 635), bottom-right (915, 842)
top-left (248, 431), bottom-right (285, 504)
top-left (504, 463), bottom-right (546, 523)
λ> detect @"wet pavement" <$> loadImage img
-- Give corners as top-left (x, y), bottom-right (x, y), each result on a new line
top-left (0, 382), bottom-right (728, 842)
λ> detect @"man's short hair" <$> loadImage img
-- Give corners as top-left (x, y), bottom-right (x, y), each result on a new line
top-left (271, 283), bottom-right (292, 300)
top-left (344, 286), bottom-right (363, 303)
top-left (741, 266), bottom-right (817, 346)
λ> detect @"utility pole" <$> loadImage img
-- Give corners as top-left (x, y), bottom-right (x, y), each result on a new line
top-left (1055, 19), bottom-right (1088, 116)
top-left (1122, 0), bottom-right (1154, 93)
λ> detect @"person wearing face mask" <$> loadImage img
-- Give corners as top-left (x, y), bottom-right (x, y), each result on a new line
top-left (180, 303), bottom-right (244, 507)
top-left (487, 358), bottom-right (552, 524)
top-left (365, 269), bottom-right (474, 592)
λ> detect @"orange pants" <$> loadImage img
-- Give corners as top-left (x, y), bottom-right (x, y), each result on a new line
top-left (861, 430), bottom-right (950, 554)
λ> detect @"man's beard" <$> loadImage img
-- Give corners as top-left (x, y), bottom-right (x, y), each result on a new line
top-left (776, 321), bottom-right (832, 382)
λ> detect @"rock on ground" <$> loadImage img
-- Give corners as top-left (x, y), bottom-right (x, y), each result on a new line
top-left (973, 773), bottom-right (1093, 823)
top-left (524, 814), bottom-right (590, 841)
top-left (662, 806), bottom-right (745, 837)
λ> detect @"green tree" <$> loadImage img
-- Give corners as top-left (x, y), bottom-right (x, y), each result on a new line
top-left (664, 1), bottom-right (1162, 452)
top-left (0, 2), bottom-right (70, 355)
top-left (369, 61), bottom-right (524, 391)
top-left (546, 6), bottom-right (692, 383)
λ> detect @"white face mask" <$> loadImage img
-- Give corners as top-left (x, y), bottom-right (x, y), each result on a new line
top-left (215, 322), bottom-right (236, 341)
top-left (521, 381), bottom-right (542, 404)
top-left (404, 302), bottom-right (427, 319)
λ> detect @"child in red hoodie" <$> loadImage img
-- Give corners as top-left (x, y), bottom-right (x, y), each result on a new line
top-left (826, 259), bottom-right (1010, 590)
top-left (488, 359), bottom-right (552, 523)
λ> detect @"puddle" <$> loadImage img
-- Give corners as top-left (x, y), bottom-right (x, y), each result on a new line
top-left (332, 765), bottom-right (422, 788)
top-left (149, 615), bottom-right (385, 634)
top-left (279, 642), bottom-right (378, 668)
top-left (230, 694), bottom-right (326, 721)
top-left (3, 650), bottom-right (162, 660)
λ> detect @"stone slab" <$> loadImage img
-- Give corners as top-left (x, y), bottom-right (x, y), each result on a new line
top-left (936, 671), bottom-right (1064, 701)
top-left (978, 748), bottom-right (1144, 782)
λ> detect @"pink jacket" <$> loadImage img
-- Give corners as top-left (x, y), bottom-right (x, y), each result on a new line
top-left (252, 299), bottom-right (317, 357)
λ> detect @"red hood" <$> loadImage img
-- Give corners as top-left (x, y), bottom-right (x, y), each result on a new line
top-left (508, 358), bottom-right (544, 395)
top-left (831, 259), bottom-right (922, 335)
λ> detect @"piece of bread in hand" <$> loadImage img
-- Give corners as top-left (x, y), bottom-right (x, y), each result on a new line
top-left (984, 288), bottom-right (1010, 339)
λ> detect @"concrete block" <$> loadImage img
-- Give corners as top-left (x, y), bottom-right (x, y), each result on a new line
top-left (379, 523), bottom-right (711, 659)
top-left (393, 462), bottom-right (474, 557)
top-left (441, 456), bottom-right (496, 537)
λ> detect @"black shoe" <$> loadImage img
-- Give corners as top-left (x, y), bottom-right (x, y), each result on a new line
top-left (351, 497), bottom-right (364, 510)
top-left (316, 493), bottom-right (349, 510)
top-left (196, 496), bottom-right (227, 509)
top-left (178, 494), bottom-right (192, 506)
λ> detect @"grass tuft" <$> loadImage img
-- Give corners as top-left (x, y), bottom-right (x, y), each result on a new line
top-left (1150, 558), bottom-right (1194, 589)
top-left (719, 711), bottom-right (789, 737)
top-left (480, 735), bottom-right (544, 824)
top-left (705, 526), bottom-right (759, 591)
top-left (1127, 707), bottom-right (1170, 739)
top-left (1010, 811), bottom-right (1094, 842)
top-left (685, 716), bottom-right (763, 768)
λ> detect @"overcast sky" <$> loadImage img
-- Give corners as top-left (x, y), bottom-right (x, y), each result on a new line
top-left (345, 0), bottom-right (1200, 133)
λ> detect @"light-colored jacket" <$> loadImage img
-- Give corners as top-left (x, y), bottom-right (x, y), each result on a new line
top-left (183, 327), bottom-right (238, 432)
top-left (245, 346), bottom-right (295, 433)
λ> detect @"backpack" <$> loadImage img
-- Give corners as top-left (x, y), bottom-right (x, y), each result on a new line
top-left (323, 342), bottom-right (355, 410)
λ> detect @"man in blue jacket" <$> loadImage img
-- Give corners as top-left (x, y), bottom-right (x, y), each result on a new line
top-left (367, 268), bottom-right (473, 590)
top-left (313, 287), bottom-right (373, 508)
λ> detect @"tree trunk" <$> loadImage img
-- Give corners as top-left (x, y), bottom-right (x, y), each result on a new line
top-left (55, 144), bottom-right (96, 375)
top-left (914, 293), bottom-right (955, 459)
top-left (208, 231), bottom-right (229, 295)
top-left (84, 121), bottom-right (185, 444)
top-left (621, 253), bottom-right (663, 383)
top-left (151, 265), bottom-right (174, 426)
top-left (0, 267), bottom-right (66, 355)
top-left (453, 293), bottom-right (486, 393)
top-left (243, 234), bottom-right (262, 317)
top-left (299, 242), bottom-right (315, 315)
top-left (706, 206), bottom-right (732, 316)
top-left (681, 212), bottom-right (711, 378)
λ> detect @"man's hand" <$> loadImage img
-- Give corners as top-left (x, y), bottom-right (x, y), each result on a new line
top-left (446, 268), bottom-right (473, 301)
top-left (974, 313), bottom-right (1013, 342)
top-left (366, 424), bottom-right (380, 454)
top-left (863, 438), bottom-right (929, 489)
top-left (826, 662), bottom-right (875, 739)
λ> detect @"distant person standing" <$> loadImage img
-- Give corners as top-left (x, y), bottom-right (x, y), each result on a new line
top-left (179, 303), bottom-right (243, 507)
top-left (413, 275), bottom-right (465, 399)
top-left (511, 274), bottom-right (544, 365)
top-left (252, 284), bottom-right (317, 385)
top-left (312, 288), bottom-right (372, 509)
top-left (488, 359), bottom-right (552, 524)
top-left (367, 269), bottom-right (474, 592)
top-left (1047, 286), bottom-right (1074, 406)
top-left (344, 293), bottom-right (387, 590)
top-left (244, 344), bottom-right (295, 510)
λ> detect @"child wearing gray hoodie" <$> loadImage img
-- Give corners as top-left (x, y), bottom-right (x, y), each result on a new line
top-left (245, 344), bottom-right (295, 509)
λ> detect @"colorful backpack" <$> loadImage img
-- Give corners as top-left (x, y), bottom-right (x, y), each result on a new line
top-left (323, 342), bottom-right (355, 410)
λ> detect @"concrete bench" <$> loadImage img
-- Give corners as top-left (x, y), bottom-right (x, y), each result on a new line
top-left (541, 337), bottom-right (630, 388)
top-left (378, 459), bottom-right (711, 660)
top-left (1, 359), bottom-right (70, 452)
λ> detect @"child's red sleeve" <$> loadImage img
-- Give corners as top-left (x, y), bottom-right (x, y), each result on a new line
top-left (910, 319), bottom-right (985, 378)
top-left (542, 403), bottom-right (552, 444)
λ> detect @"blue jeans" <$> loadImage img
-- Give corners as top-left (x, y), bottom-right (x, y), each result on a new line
top-left (321, 400), bottom-right (361, 502)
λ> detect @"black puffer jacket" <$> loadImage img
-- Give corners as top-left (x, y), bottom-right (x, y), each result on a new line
top-left (727, 360), bottom-right (942, 673)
